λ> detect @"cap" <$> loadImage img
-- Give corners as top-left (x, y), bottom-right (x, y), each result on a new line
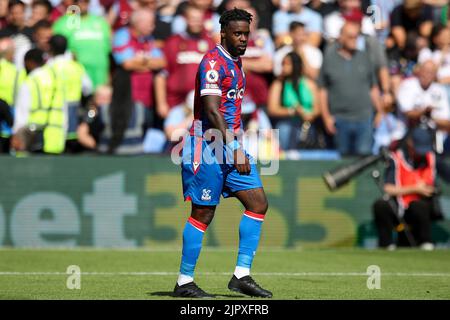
top-left (410, 126), bottom-right (434, 155)
top-left (342, 9), bottom-right (364, 24)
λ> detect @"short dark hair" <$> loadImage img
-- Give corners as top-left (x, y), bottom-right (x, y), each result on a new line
top-left (289, 21), bottom-right (305, 32)
top-left (49, 35), bottom-right (67, 55)
top-left (33, 19), bottom-right (52, 33)
top-left (24, 48), bottom-right (45, 65)
top-left (219, 7), bottom-right (253, 30)
top-left (32, 0), bottom-right (53, 14)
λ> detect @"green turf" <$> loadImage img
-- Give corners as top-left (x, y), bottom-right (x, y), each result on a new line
top-left (0, 248), bottom-right (449, 300)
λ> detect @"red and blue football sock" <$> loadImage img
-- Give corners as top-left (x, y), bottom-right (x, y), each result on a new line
top-left (234, 210), bottom-right (265, 279)
top-left (177, 216), bottom-right (207, 286)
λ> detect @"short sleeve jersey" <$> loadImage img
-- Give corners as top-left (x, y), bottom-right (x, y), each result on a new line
top-left (190, 44), bottom-right (246, 136)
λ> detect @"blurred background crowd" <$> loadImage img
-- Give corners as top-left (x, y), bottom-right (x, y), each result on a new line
top-left (0, 0), bottom-right (449, 158)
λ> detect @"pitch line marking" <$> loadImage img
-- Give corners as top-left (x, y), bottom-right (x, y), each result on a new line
top-left (1, 272), bottom-right (450, 277)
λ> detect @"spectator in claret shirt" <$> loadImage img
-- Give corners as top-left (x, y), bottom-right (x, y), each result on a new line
top-left (110, 8), bottom-right (166, 154)
top-left (154, 4), bottom-right (215, 119)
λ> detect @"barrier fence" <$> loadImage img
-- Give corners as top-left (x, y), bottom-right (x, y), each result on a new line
top-left (0, 156), bottom-right (449, 248)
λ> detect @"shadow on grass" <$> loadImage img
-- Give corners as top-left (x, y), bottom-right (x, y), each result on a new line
top-left (147, 292), bottom-right (245, 298)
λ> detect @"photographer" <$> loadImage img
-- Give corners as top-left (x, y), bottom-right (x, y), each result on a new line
top-left (372, 124), bottom-right (450, 251)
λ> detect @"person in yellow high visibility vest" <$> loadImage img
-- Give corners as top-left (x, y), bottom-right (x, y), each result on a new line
top-left (47, 35), bottom-right (93, 153)
top-left (0, 37), bottom-right (26, 153)
top-left (12, 48), bottom-right (66, 154)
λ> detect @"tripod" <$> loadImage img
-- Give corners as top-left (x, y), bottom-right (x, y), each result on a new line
top-left (371, 169), bottom-right (417, 247)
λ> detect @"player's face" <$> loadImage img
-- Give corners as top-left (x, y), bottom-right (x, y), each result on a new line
top-left (222, 20), bottom-right (250, 57)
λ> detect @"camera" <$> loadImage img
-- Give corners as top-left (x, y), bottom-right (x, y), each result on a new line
top-left (323, 148), bottom-right (389, 191)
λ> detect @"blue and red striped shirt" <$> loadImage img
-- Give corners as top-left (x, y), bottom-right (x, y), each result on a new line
top-left (190, 44), bottom-right (246, 136)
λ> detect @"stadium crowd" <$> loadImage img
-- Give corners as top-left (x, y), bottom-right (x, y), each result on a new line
top-left (0, 0), bottom-right (449, 157)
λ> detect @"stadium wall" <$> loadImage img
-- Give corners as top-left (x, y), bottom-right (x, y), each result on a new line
top-left (0, 156), bottom-right (449, 248)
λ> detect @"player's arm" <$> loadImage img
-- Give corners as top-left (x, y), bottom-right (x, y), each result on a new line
top-left (202, 95), bottom-right (250, 175)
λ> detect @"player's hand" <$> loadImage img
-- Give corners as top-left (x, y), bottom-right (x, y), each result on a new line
top-left (415, 181), bottom-right (435, 198)
top-left (234, 148), bottom-right (250, 175)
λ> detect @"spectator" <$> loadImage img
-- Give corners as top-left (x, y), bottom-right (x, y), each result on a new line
top-left (306, 0), bottom-right (339, 18)
top-left (113, 8), bottom-right (166, 114)
top-left (241, 95), bottom-right (277, 161)
top-left (76, 85), bottom-right (111, 151)
top-left (53, 0), bottom-right (112, 89)
top-left (0, 36), bottom-right (15, 63)
top-left (0, 0), bottom-right (34, 68)
top-left (164, 89), bottom-right (194, 143)
top-left (418, 24), bottom-right (450, 102)
top-left (158, 0), bottom-right (182, 24)
top-left (0, 37), bottom-right (26, 153)
top-left (217, 0), bottom-right (278, 33)
top-left (12, 48), bottom-right (66, 154)
top-left (241, 5), bottom-right (274, 109)
top-left (390, 0), bottom-right (434, 50)
top-left (423, 0), bottom-right (448, 25)
top-left (268, 51), bottom-right (321, 151)
top-left (172, 0), bottom-right (220, 41)
top-left (107, 0), bottom-right (172, 44)
top-left (77, 84), bottom-right (149, 155)
top-left (323, 0), bottom-right (375, 42)
top-left (107, 0), bottom-right (133, 31)
top-left (154, 4), bottom-right (215, 119)
top-left (397, 60), bottom-right (450, 153)
top-left (327, 10), bottom-right (393, 114)
top-left (272, 0), bottom-right (323, 48)
top-left (372, 100), bottom-right (406, 155)
top-left (47, 34), bottom-right (93, 153)
top-left (49, 0), bottom-right (74, 23)
top-left (0, 0), bottom-right (9, 29)
top-left (387, 30), bottom-right (422, 95)
top-left (28, 0), bottom-right (53, 27)
top-left (372, 124), bottom-right (449, 250)
top-left (319, 21), bottom-right (382, 156)
top-left (369, 0), bottom-right (403, 45)
top-left (15, 20), bottom-right (53, 70)
top-left (273, 21), bottom-right (323, 80)
top-left (110, 8), bottom-right (166, 153)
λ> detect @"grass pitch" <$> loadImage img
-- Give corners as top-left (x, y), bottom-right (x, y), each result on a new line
top-left (0, 248), bottom-right (449, 300)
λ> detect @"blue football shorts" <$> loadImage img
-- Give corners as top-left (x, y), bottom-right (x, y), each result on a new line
top-left (181, 135), bottom-right (263, 206)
